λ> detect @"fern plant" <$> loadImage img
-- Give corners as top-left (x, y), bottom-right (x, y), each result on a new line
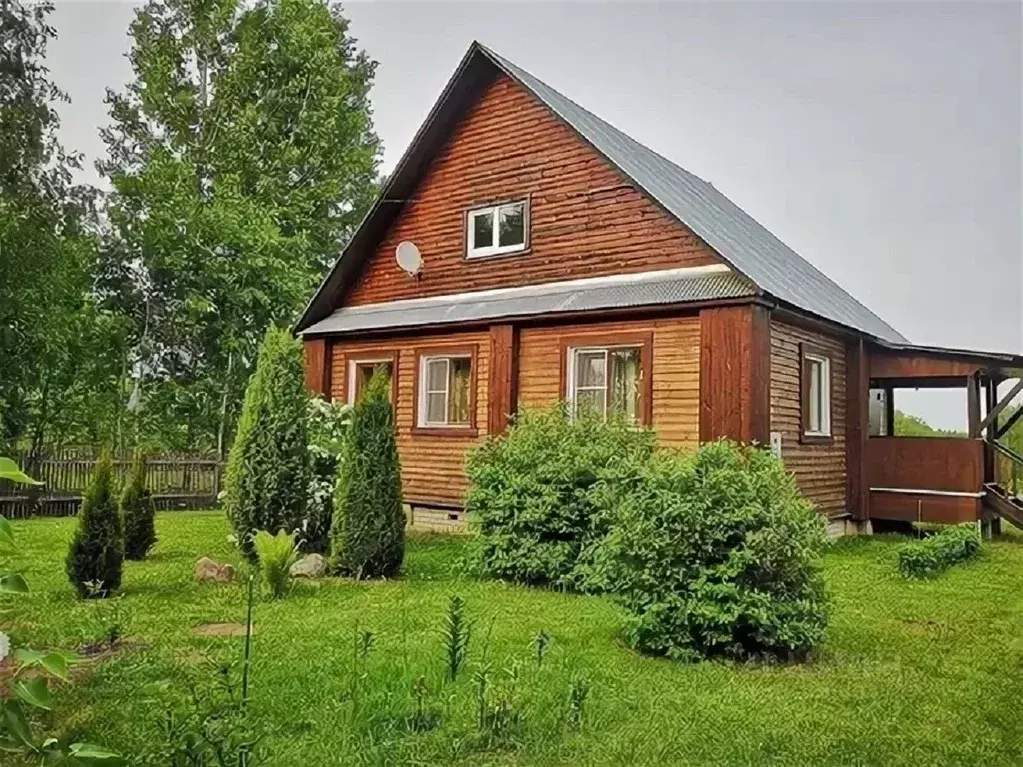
top-left (251, 530), bottom-right (300, 599)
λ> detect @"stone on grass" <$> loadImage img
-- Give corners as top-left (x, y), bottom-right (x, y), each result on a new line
top-left (194, 557), bottom-right (236, 583)
top-left (290, 553), bottom-right (327, 579)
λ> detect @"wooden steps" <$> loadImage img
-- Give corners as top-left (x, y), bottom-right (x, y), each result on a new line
top-left (983, 483), bottom-right (1023, 530)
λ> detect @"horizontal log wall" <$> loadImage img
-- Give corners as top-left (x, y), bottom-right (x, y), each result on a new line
top-left (330, 330), bottom-right (490, 507)
top-left (770, 319), bottom-right (848, 518)
top-left (517, 316), bottom-right (701, 448)
top-left (344, 73), bottom-right (720, 307)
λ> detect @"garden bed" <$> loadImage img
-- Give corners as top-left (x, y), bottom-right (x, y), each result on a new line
top-left (5, 512), bottom-right (1023, 765)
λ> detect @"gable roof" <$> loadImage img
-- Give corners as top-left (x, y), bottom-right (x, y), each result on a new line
top-left (297, 42), bottom-right (907, 343)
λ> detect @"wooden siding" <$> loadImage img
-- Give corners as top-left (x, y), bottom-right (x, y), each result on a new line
top-left (303, 339), bottom-right (329, 397)
top-left (699, 305), bottom-right (770, 444)
top-left (865, 437), bottom-right (983, 494)
top-left (344, 74), bottom-right (720, 307)
top-left (330, 330), bottom-right (490, 506)
top-left (517, 317), bottom-right (701, 448)
top-left (770, 319), bottom-right (848, 517)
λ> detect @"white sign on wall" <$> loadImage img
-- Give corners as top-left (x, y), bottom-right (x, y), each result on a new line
top-left (770, 431), bottom-right (783, 459)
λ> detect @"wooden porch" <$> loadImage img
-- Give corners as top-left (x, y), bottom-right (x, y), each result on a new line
top-left (853, 342), bottom-right (1023, 532)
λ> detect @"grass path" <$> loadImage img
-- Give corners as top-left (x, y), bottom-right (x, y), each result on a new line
top-left (6, 511), bottom-right (1023, 765)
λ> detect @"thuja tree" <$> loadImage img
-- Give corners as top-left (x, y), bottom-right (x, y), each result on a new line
top-left (223, 326), bottom-right (309, 560)
top-left (331, 370), bottom-right (404, 578)
top-left (66, 454), bottom-right (124, 598)
top-left (121, 452), bottom-right (157, 559)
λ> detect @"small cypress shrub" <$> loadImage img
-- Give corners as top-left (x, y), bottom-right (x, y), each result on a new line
top-left (223, 326), bottom-right (310, 561)
top-left (121, 452), bottom-right (157, 560)
top-left (331, 369), bottom-right (404, 578)
top-left (897, 523), bottom-right (981, 578)
top-left (66, 453), bottom-right (124, 598)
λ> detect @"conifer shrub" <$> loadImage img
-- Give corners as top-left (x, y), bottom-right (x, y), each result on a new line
top-left (897, 523), bottom-right (981, 578)
top-left (588, 441), bottom-right (829, 662)
top-left (121, 452), bottom-right (157, 560)
top-left (223, 326), bottom-right (310, 561)
top-left (465, 405), bottom-right (656, 589)
top-left (331, 370), bottom-right (404, 578)
top-left (66, 453), bottom-right (124, 598)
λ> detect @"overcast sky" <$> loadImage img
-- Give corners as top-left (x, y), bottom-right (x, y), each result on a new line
top-left (47, 1), bottom-right (1022, 429)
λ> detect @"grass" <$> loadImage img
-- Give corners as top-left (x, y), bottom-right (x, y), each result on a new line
top-left (5, 512), bottom-right (1023, 765)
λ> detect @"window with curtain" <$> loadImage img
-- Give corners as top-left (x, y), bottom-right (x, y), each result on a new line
top-left (568, 346), bottom-right (643, 423)
top-left (418, 355), bottom-right (472, 426)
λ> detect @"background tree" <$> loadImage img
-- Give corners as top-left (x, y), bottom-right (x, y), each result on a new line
top-left (98, 0), bottom-right (380, 454)
top-left (66, 453), bottom-right (124, 598)
top-left (223, 326), bottom-right (309, 560)
top-left (121, 452), bottom-right (157, 559)
top-left (331, 370), bottom-right (404, 579)
top-left (0, 0), bottom-right (119, 454)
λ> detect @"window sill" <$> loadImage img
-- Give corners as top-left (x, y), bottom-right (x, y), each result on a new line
top-left (411, 426), bottom-right (479, 438)
top-left (463, 247), bottom-right (531, 263)
top-left (800, 433), bottom-right (834, 446)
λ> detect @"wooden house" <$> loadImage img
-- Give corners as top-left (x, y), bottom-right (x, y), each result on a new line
top-left (296, 43), bottom-right (1023, 534)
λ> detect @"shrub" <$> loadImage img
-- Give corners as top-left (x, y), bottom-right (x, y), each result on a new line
top-left (331, 370), bottom-right (404, 578)
top-left (589, 441), bottom-right (829, 662)
top-left (121, 452), bottom-right (157, 560)
top-left (897, 523), bottom-right (981, 578)
top-left (466, 405), bottom-right (656, 588)
top-left (252, 529), bottom-right (300, 598)
top-left (305, 398), bottom-right (352, 554)
top-left (66, 454), bottom-right (124, 599)
top-left (223, 326), bottom-right (310, 561)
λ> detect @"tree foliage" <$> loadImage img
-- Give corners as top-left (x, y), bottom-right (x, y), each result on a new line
top-left (66, 454), bottom-right (124, 598)
top-left (121, 452), bottom-right (157, 559)
top-left (0, 0), bottom-right (122, 454)
top-left (223, 326), bottom-right (309, 560)
top-left (331, 370), bottom-right (404, 579)
top-left (97, 0), bottom-right (380, 453)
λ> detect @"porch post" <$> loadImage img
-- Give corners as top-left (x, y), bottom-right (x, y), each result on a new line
top-left (967, 373), bottom-right (982, 438)
top-left (845, 339), bottom-right (870, 521)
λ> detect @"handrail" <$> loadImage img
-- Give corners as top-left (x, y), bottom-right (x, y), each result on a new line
top-left (991, 439), bottom-right (1023, 467)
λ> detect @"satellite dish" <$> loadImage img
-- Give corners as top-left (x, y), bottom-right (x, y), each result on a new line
top-left (395, 241), bottom-right (423, 277)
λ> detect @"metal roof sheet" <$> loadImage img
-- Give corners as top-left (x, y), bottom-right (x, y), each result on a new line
top-left (301, 267), bottom-right (755, 336)
top-left (479, 45), bottom-right (907, 343)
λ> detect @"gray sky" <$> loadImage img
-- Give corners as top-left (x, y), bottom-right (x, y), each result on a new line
top-left (47, 1), bottom-right (1022, 429)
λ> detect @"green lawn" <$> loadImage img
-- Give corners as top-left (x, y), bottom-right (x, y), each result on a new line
top-left (6, 512), bottom-right (1023, 765)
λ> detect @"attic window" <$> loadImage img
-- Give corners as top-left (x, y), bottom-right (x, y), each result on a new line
top-left (466, 201), bottom-right (528, 258)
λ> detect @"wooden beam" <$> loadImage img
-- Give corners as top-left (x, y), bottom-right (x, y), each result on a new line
top-left (699, 305), bottom-right (771, 444)
top-left (845, 339), bottom-right (869, 521)
top-left (870, 352), bottom-right (981, 380)
top-left (977, 378), bottom-right (1023, 437)
top-left (884, 385), bottom-right (895, 437)
top-left (997, 402), bottom-right (1023, 439)
top-left (487, 324), bottom-right (518, 435)
top-left (967, 373), bottom-right (982, 438)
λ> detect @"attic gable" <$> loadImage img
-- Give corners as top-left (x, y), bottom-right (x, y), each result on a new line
top-left (343, 72), bottom-right (721, 307)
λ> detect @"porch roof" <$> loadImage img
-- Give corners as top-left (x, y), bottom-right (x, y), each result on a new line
top-left (299, 265), bottom-right (755, 337)
top-left (870, 340), bottom-right (1023, 383)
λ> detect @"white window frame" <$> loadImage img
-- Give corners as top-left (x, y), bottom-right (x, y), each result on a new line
top-left (347, 357), bottom-right (393, 403)
top-left (417, 354), bottom-right (472, 427)
top-left (565, 345), bottom-right (643, 423)
top-left (804, 353), bottom-right (832, 437)
top-left (466, 200), bottom-right (527, 259)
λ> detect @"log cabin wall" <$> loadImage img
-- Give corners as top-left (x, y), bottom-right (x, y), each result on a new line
top-left (329, 330), bottom-right (490, 507)
top-left (343, 73), bottom-right (721, 307)
top-left (517, 316), bottom-right (702, 449)
top-left (769, 318), bottom-right (849, 518)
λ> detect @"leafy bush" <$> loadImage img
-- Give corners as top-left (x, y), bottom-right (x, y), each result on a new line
top-left (121, 452), bottom-right (157, 560)
top-left (589, 441), bottom-right (829, 662)
top-left (223, 326), bottom-right (310, 561)
top-left (897, 523), bottom-right (981, 578)
top-left (466, 405), bottom-right (656, 588)
top-left (66, 453), bottom-right (124, 598)
top-left (331, 370), bottom-right (404, 578)
top-left (252, 529), bottom-right (300, 598)
top-left (305, 399), bottom-right (352, 554)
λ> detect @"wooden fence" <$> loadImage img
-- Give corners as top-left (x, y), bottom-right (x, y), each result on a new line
top-left (0, 448), bottom-right (222, 519)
